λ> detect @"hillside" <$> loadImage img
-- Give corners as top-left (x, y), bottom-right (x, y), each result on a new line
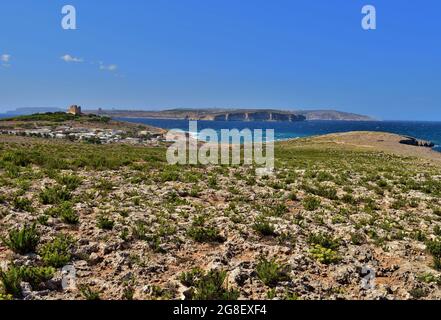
top-left (0, 112), bottom-right (164, 133)
top-left (1, 132), bottom-right (441, 300)
top-left (0, 112), bottom-right (165, 146)
top-left (297, 110), bottom-right (374, 121)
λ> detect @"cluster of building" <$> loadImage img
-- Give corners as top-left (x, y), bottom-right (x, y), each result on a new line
top-left (0, 105), bottom-right (165, 145)
top-left (0, 126), bottom-right (164, 146)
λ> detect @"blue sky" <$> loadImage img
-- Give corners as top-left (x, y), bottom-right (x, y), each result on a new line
top-left (0, 0), bottom-right (440, 120)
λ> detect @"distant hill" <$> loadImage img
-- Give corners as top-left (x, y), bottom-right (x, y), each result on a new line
top-left (1, 107), bottom-right (64, 116)
top-left (296, 110), bottom-right (374, 121)
top-left (0, 112), bottom-right (110, 123)
top-left (86, 108), bottom-right (375, 121)
top-left (0, 112), bottom-right (165, 134)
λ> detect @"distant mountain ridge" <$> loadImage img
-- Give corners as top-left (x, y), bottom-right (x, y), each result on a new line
top-left (86, 108), bottom-right (375, 121)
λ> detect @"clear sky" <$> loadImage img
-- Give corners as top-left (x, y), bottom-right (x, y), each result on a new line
top-left (0, 0), bottom-right (440, 120)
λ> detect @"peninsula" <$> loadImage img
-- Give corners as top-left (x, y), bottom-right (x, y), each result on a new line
top-left (85, 108), bottom-right (375, 122)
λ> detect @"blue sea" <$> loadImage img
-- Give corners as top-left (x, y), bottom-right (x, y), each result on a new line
top-left (116, 118), bottom-right (441, 152)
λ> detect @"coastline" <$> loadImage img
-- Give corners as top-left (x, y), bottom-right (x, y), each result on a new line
top-left (124, 117), bottom-right (441, 154)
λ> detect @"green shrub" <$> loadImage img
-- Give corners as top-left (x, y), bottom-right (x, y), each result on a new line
top-left (284, 291), bottom-right (299, 300)
top-left (412, 230), bottom-right (427, 242)
top-left (18, 265), bottom-right (55, 289)
top-left (208, 176), bottom-right (218, 189)
top-left (0, 265), bottom-right (22, 297)
top-left (78, 284), bottom-right (101, 300)
top-left (144, 234), bottom-right (166, 253)
top-left (164, 191), bottom-right (188, 206)
top-left (409, 287), bottom-right (428, 299)
top-left (376, 180), bottom-right (388, 188)
top-left (119, 227), bottom-right (130, 241)
top-left (256, 257), bottom-right (290, 287)
top-left (350, 232), bottom-right (366, 245)
top-left (391, 198), bottom-right (407, 210)
top-left (341, 194), bottom-right (357, 205)
top-left (417, 272), bottom-right (441, 285)
top-left (179, 268), bottom-right (205, 287)
top-left (409, 198), bottom-right (420, 208)
top-left (132, 221), bottom-right (149, 240)
top-left (122, 278), bottom-right (136, 300)
top-left (316, 171), bottom-right (334, 182)
top-left (159, 169), bottom-right (180, 182)
top-left (59, 202), bottom-right (79, 224)
top-left (263, 203), bottom-right (288, 217)
top-left (426, 238), bottom-right (441, 270)
top-left (1, 224), bottom-right (40, 254)
top-left (266, 288), bottom-right (276, 299)
top-left (37, 214), bottom-right (50, 226)
top-left (288, 192), bottom-right (298, 201)
top-left (363, 199), bottom-right (380, 212)
top-left (302, 196), bottom-right (321, 211)
top-left (302, 184), bottom-right (337, 200)
top-left (5, 165), bottom-right (20, 179)
top-left (187, 226), bottom-right (225, 243)
top-left (434, 225), bottom-right (441, 237)
top-left (253, 217), bottom-right (276, 236)
top-left (97, 215), bottom-right (115, 230)
top-left (95, 179), bottom-right (114, 192)
top-left (39, 186), bottom-right (71, 205)
top-left (192, 270), bottom-right (239, 300)
top-left (309, 244), bottom-right (341, 264)
top-left (0, 264), bottom-right (54, 298)
top-left (39, 235), bottom-right (73, 267)
top-left (308, 232), bottom-right (341, 250)
top-left (316, 185), bottom-right (338, 200)
top-left (12, 197), bottom-right (33, 212)
top-left (44, 202), bottom-right (79, 224)
top-left (149, 285), bottom-right (175, 299)
top-left (56, 174), bottom-right (82, 190)
top-left (0, 293), bottom-right (13, 300)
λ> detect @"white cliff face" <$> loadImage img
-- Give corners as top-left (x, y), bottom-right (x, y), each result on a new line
top-left (212, 111), bottom-right (306, 122)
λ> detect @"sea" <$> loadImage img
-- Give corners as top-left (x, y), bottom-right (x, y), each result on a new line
top-left (116, 118), bottom-right (441, 153)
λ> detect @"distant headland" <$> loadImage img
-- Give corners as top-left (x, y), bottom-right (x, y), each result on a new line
top-left (85, 108), bottom-right (375, 122)
top-left (0, 107), bottom-right (375, 122)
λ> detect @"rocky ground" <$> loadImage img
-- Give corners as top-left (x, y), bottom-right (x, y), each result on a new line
top-left (1, 132), bottom-right (441, 300)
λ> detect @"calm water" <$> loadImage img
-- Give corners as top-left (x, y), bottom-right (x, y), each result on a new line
top-left (117, 118), bottom-right (441, 152)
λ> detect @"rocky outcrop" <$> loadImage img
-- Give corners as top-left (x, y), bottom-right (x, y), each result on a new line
top-left (399, 137), bottom-right (435, 148)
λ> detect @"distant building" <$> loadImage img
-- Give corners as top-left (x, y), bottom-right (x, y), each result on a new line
top-left (67, 105), bottom-right (82, 115)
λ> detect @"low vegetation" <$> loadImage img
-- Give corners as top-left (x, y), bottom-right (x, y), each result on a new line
top-left (1, 132), bottom-right (441, 300)
top-left (256, 257), bottom-right (290, 287)
top-left (1, 224), bottom-right (40, 254)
